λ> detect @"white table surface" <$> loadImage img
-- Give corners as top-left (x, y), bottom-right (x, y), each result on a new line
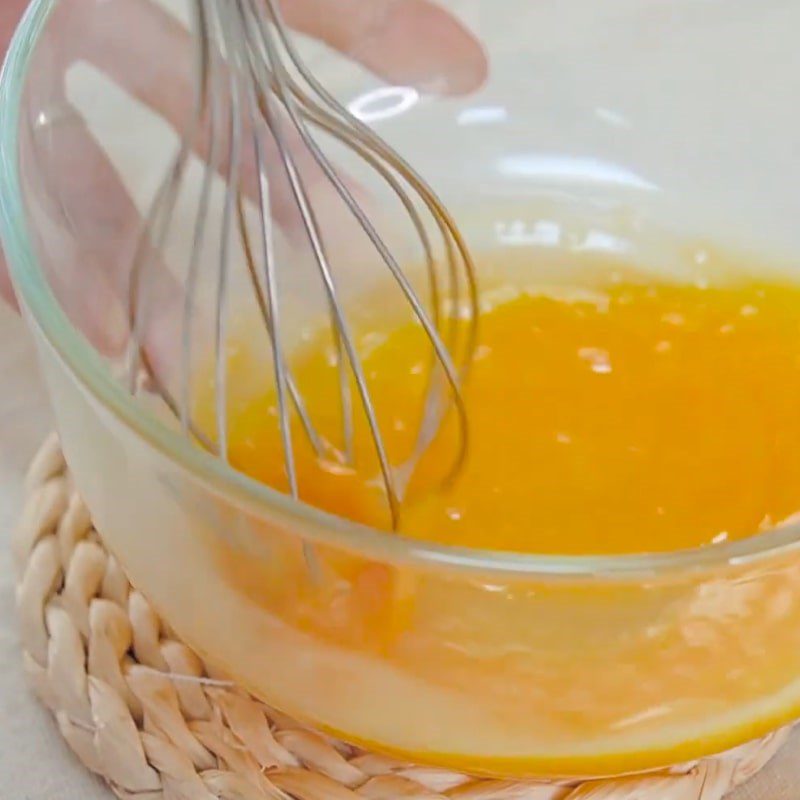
top-left (0, 303), bottom-right (798, 799)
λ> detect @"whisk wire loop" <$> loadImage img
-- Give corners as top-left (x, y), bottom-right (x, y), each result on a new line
top-left (127, 0), bottom-right (479, 530)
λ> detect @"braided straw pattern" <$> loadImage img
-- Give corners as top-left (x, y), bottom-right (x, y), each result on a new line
top-left (14, 434), bottom-right (791, 800)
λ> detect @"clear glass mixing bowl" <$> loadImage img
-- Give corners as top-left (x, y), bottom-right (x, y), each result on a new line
top-left (4, 0), bottom-right (800, 779)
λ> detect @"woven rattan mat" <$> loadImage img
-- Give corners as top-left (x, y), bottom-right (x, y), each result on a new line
top-left (13, 434), bottom-right (792, 799)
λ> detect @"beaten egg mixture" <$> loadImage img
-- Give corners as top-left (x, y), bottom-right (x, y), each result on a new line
top-left (189, 244), bottom-right (800, 775)
top-left (207, 252), bottom-right (800, 555)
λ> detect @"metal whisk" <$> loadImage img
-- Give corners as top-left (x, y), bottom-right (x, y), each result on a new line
top-left (127, 0), bottom-right (478, 528)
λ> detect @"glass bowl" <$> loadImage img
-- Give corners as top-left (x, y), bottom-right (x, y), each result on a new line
top-left (4, 0), bottom-right (800, 779)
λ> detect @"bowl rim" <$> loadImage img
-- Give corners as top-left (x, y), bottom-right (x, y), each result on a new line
top-left (5, 0), bottom-right (800, 580)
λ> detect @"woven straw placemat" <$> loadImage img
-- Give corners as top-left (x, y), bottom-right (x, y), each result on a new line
top-left (13, 434), bottom-right (793, 800)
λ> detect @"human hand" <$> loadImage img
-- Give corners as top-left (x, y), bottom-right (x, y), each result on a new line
top-left (0, 0), bottom-right (486, 340)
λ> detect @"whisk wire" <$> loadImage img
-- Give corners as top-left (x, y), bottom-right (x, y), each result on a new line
top-left (183, 0), bottom-right (221, 442)
top-left (211, 0), bottom-right (245, 464)
top-left (265, 3), bottom-right (478, 480)
top-left (269, 4), bottom-right (479, 368)
top-left (128, 0), bottom-right (479, 531)
top-left (241, 0), bottom-right (403, 523)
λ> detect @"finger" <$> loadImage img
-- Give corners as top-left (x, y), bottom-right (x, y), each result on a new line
top-left (280, 0), bottom-right (488, 95)
top-left (57, 0), bottom-right (485, 255)
top-left (57, 0), bottom-right (377, 253)
top-left (58, 0), bottom-right (339, 239)
top-left (0, 0), bottom-right (30, 57)
top-left (19, 121), bottom-right (126, 354)
top-left (22, 100), bottom-right (183, 382)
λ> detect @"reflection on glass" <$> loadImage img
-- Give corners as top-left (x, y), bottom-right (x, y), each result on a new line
top-left (347, 86), bottom-right (419, 123)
